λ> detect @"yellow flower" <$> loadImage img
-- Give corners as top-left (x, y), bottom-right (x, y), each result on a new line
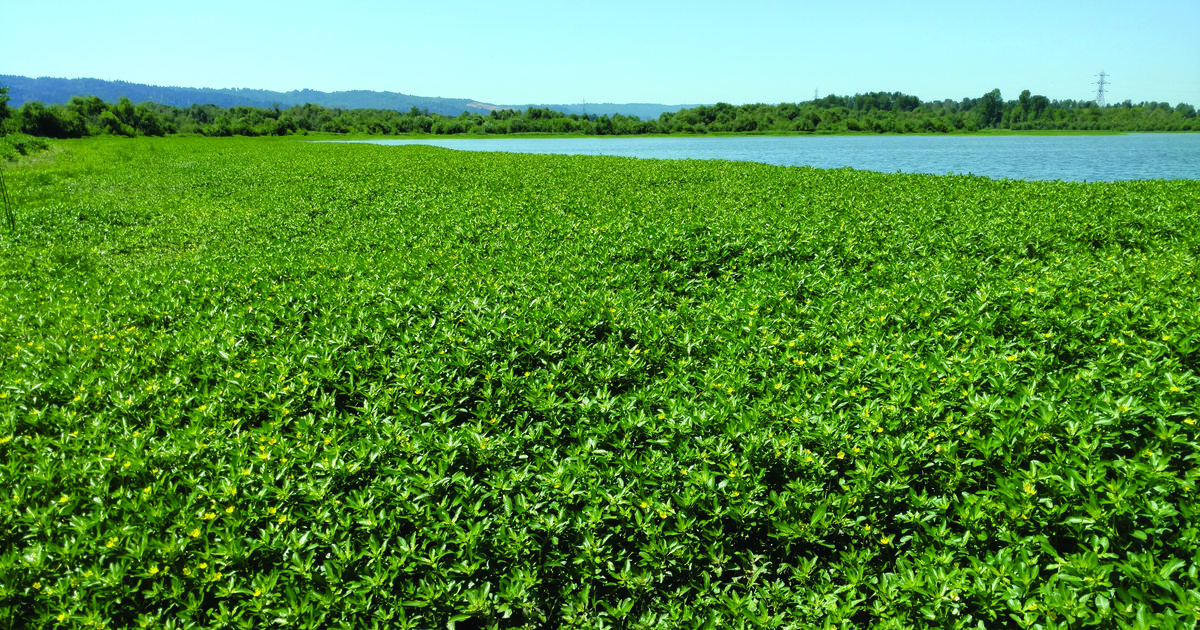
top-left (837, 451), bottom-right (845, 459)
top-left (639, 501), bottom-right (649, 509)
top-left (879, 536), bottom-right (892, 545)
top-left (188, 528), bottom-right (201, 538)
top-left (58, 495), bottom-right (70, 503)
top-left (224, 506), bottom-right (234, 514)
top-left (149, 567), bottom-right (159, 575)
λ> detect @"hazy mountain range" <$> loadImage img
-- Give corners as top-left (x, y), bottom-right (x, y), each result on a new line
top-left (0, 75), bottom-right (697, 120)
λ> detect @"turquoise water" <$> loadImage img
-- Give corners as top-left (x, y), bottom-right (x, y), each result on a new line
top-left (339, 134), bottom-right (1200, 182)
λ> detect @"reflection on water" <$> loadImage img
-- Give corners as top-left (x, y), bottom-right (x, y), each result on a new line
top-left (333, 134), bottom-right (1200, 182)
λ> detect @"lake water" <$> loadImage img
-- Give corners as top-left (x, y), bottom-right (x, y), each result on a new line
top-left (337, 134), bottom-right (1200, 182)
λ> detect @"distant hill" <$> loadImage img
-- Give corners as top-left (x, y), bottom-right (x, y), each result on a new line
top-left (0, 75), bottom-right (696, 120)
top-left (0, 75), bottom-right (497, 117)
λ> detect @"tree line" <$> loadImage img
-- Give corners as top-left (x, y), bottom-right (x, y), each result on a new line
top-left (2, 86), bottom-right (1197, 151)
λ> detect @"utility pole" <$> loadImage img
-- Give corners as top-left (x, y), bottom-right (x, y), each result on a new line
top-left (1094, 71), bottom-right (1109, 108)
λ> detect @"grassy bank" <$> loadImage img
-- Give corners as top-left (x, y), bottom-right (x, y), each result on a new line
top-left (1, 136), bottom-right (1198, 628)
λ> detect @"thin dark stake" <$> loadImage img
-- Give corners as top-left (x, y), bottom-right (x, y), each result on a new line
top-left (0, 163), bottom-right (13, 233)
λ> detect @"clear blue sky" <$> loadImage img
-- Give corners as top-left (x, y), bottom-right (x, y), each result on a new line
top-left (5, 0), bottom-right (1198, 107)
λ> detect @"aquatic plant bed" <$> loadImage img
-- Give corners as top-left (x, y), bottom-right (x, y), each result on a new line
top-left (1, 136), bottom-right (1198, 629)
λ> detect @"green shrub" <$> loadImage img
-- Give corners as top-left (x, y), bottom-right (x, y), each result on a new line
top-left (0, 132), bottom-right (49, 159)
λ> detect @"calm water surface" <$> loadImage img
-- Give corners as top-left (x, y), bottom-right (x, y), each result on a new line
top-left (340, 134), bottom-right (1200, 182)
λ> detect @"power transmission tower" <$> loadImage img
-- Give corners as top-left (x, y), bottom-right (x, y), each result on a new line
top-left (1094, 71), bottom-right (1109, 108)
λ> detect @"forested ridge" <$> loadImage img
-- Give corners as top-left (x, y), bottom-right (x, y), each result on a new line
top-left (0, 75), bottom-right (495, 117)
top-left (1, 85), bottom-right (1196, 155)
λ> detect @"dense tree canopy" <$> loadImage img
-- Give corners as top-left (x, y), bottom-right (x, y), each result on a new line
top-left (2, 86), bottom-right (1197, 144)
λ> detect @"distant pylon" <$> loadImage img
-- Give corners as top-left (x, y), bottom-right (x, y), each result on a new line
top-left (1094, 71), bottom-right (1109, 108)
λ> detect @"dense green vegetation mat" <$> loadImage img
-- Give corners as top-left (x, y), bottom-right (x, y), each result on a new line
top-left (1, 137), bottom-right (1199, 628)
